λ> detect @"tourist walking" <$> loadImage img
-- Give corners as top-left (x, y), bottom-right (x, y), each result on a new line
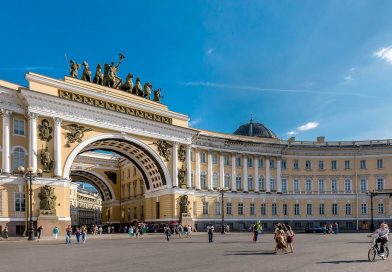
top-left (75, 227), bottom-right (81, 243)
top-left (128, 226), bottom-right (134, 238)
top-left (164, 225), bottom-right (171, 241)
top-left (53, 226), bottom-right (59, 239)
top-left (273, 223), bottom-right (288, 254)
top-left (81, 225), bottom-right (87, 243)
top-left (334, 222), bottom-right (339, 234)
top-left (2, 226), bottom-right (9, 238)
top-left (286, 225), bottom-right (295, 253)
top-left (322, 224), bottom-right (327, 235)
top-left (207, 224), bottom-right (214, 243)
top-left (99, 226), bottom-right (103, 235)
top-left (252, 221), bottom-right (262, 242)
top-left (66, 225), bottom-right (72, 244)
top-left (37, 226), bottom-right (43, 239)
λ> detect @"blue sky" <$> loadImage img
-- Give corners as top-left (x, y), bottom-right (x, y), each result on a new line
top-left (1, 0), bottom-right (392, 141)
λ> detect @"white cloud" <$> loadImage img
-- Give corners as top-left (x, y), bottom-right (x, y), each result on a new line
top-left (344, 75), bottom-right (352, 82)
top-left (374, 46), bottom-right (392, 64)
top-left (206, 48), bottom-right (215, 56)
top-left (298, 121), bottom-right (319, 131)
top-left (287, 131), bottom-right (297, 136)
top-left (189, 118), bottom-right (202, 127)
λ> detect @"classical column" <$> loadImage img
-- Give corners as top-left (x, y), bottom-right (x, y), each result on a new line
top-left (172, 142), bottom-right (178, 187)
top-left (186, 145), bottom-right (192, 188)
top-left (54, 118), bottom-right (63, 177)
top-left (219, 153), bottom-right (224, 188)
top-left (254, 156), bottom-right (259, 192)
top-left (207, 151), bottom-right (213, 190)
top-left (195, 149), bottom-right (201, 190)
top-left (277, 159), bottom-right (282, 193)
top-left (231, 153), bottom-right (236, 191)
top-left (28, 112), bottom-right (38, 173)
top-left (265, 157), bottom-right (270, 193)
top-left (243, 155), bottom-right (248, 192)
top-left (1, 110), bottom-right (12, 173)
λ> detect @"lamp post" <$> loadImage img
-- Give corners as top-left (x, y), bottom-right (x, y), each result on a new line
top-left (18, 166), bottom-right (42, 241)
top-left (367, 190), bottom-right (375, 232)
top-left (218, 187), bottom-right (229, 234)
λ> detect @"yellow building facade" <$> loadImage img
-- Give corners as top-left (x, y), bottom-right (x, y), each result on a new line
top-left (0, 72), bottom-right (391, 236)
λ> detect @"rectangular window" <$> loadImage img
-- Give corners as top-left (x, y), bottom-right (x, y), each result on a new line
top-left (261, 203), bottom-right (266, 215)
top-left (345, 203), bottom-right (352, 215)
top-left (258, 177), bottom-right (265, 191)
top-left (361, 203), bottom-right (367, 214)
top-left (200, 152), bottom-right (206, 163)
top-left (294, 179), bottom-right (300, 193)
top-left (270, 178), bottom-right (276, 191)
top-left (281, 159), bottom-right (287, 169)
top-left (294, 204), bottom-right (300, 215)
top-left (293, 160), bottom-right (299, 170)
top-left (238, 203), bottom-right (244, 215)
top-left (360, 179), bottom-right (367, 193)
top-left (377, 159), bottom-right (383, 169)
top-left (258, 159), bottom-right (264, 168)
top-left (250, 203), bottom-right (255, 215)
top-left (360, 160), bottom-right (366, 169)
top-left (377, 178), bottom-right (384, 191)
top-left (236, 176), bottom-right (242, 190)
top-left (306, 204), bottom-right (312, 215)
top-left (15, 192), bottom-right (25, 212)
top-left (247, 157), bottom-right (253, 168)
top-left (212, 154), bottom-right (218, 164)
top-left (331, 179), bottom-right (338, 193)
top-left (283, 203), bottom-right (288, 215)
top-left (215, 202), bottom-right (221, 215)
top-left (344, 179), bottom-right (351, 193)
top-left (378, 203), bottom-right (384, 214)
top-left (202, 202), bottom-right (209, 215)
top-left (13, 119), bottom-right (25, 136)
top-left (248, 176), bottom-right (254, 191)
top-left (236, 157), bottom-right (241, 167)
top-left (269, 160), bottom-right (275, 168)
top-left (281, 179), bottom-right (287, 193)
top-left (224, 175), bottom-right (230, 188)
top-left (201, 173), bottom-right (207, 189)
top-left (318, 160), bottom-right (324, 170)
top-left (344, 160), bottom-right (351, 169)
top-left (226, 203), bottom-right (232, 215)
top-left (319, 203), bottom-right (325, 215)
top-left (332, 203), bottom-right (338, 215)
top-left (306, 179), bottom-right (312, 193)
top-left (224, 155), bottom-right (230, 166)
top-left (305, 160), bottom-right (312, 170)
top-left (331, 160), bottom-right (337, 170)
top-left (318, 179), bottom-right (325, 193)
top-left (272, 203), bottom-right (277, 215)
top-left (213, 173), bottom-right (219, 189)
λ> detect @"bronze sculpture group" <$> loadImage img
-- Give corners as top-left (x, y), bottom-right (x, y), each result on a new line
top-left (69, 53), bottom-right (162, 102)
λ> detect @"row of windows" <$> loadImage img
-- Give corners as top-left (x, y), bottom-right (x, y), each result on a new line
top-left (201, 202), bottom-right (385, 216)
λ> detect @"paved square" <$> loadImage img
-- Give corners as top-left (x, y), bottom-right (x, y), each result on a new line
top-left (0, 233), bottom-right (389, 272)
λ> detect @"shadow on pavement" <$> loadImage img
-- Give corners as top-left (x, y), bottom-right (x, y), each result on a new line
top-left (224, 250), bottom-right (277, 256)
top-left (317, 260), bottom-right (369, 264)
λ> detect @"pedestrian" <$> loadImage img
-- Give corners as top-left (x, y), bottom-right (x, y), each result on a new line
top-left (128, 226), bottom-right (134, 238)
top-left (53, 226), bottom-right (59, 239)
top-left (286, 225), bottom-right (295, 253)
top-left (124, 225), bottom-right (128, 234)
top-left (37, 226), bottom-right (43, 239)
top-left (226, 225), bottom-right (230, 233)
top-left (99, 226), bottom-right (103, 235)
top-left (273, 223), bottom-right (288, 254)
top-left (207, 224), bottom-right (214, 243)
top-left (108, 226), bottom-right (111, 234)
top-left (164, 225), bottom-right (171, 241)
top-left (322, 224), bottom-right (327, 235)
top-left (66, 225), bottom-right (72, 244)
top-left (94, 225), bottom-right (98, 235)
top-left (252, 221), bottom-right (262, 242)
top-left (75, 227), bottom-right (81, 243)
top-left (2, 226), bottom-right (9, 238)
top-left (178, 225), bottom-right (183, 239)
top-left (328, 224), bottom-right (334, 234)
top-left (334, 222), bottom-right (339, 234)
top-left (81, 225), bottom-right (87, 244)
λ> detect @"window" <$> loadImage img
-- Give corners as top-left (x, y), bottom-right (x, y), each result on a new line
top-left (224, 174), bottom-right (230, 188)
top-left (258, 177), bottom-right (265, 191)
top-left (15, 192), bottom-right (25, 212)
top-left (332, 203), bottom-right (338, 215)
top-left (213, 173), bottom-right (219, 189)
top-left (247, 157), bottom-right (253, 167)
top-left (281, 179), bottom-right (287, 193)
top-left (377, 178), bottom-right (384, 191)
top-left (202, 202), bottom-right (209, 215)
top-left (261, 203), bottom-right (266, 215)
top-left (360, 160), bottom-right (366, 169)
top-left (293, 160), bottom-right (299, 169)
top-left (331, 179), bottom-right (338, 193)
top-left (281, 159), bottom-right (287, 169)
top-left (318, 160), bottom-right (324, 170)
top-left (201, 172), bottom-right (207, 189)
top-left (344, 160), bottom-right (350, 169)
top-left (377, 159), bottom-right (383, 169)
top-left (306, 204), bottom-right (312, 215)
top-left (331, 160), bottom-right (337, 170)
top-left (12, 147), bottom-right (26, 172)
top-left (306, 179), bottom-right (312, 193)
top-left (294, 179), bottom-right (300, 193)
top-left (319, 203), bottom-right (325, 215)
top-left (238, 203), bottom-right (244, 215)
top-left (345, 203), bottom-right (351, 215)
top-left (378, 203), bottom-right (384, 214)
top-left (258, 159), bottom-right (264, 168)
top-left (224, 155), bottom-right (230, 166)
top-left (294, 204), bottom-right (300, 215)
top-left (226, 203), bottom-right (232, 215)
top-left (13, 119), bottom-right (25, 136)
top-left (305, 160), bottom-right (312, 170)
top-left (236, 176), bottom-right (242, 190)
top-left (360, 179), bottom-right (367, 193)
top-left (272, 203), bottom-right (277, 215)
top-left (270, 178), bottom-right (276, 191)
top-left (200, 152), bottom-right (206, 163)
top-left (212, 154), bottom-right (218, 164)
top-left (247, 176), bottom-right (254, 191)
top-left (318, 179), bottom-right (325, 193)
top-left (283, 203), bottom-right (288, 215)
top-left (344, 179), bottom-right (351, 193)
top-left (270, 160), bottom-right (275, 168)
top-left (215, 202), bottom-right (221, 215)
top-left (361, 203), bottom-right (367, 214)
top-left (236, 157), bottom-right (241, 167)
top-left (250, 203), bottom-right (255, 215)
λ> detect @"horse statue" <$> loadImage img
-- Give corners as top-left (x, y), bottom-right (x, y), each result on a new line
top-left (153, 88), bottom-right (162, 103)
top-left (102, 63), bottom-right (112, 87)
top-left (143, 82), bottom-right (152, 99)
top-left (93, 64), bottom-right (103, 85)
top-left (132, 77), bottom-right (143, 96)
top-left (81, 61), bottom-right (91, 82)
top-left (120, 73), bottom-right (134, 93)
top-left (69, 60), bottom-right (80, 78)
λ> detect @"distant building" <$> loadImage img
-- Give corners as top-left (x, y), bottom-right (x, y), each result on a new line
top-left (70, 183), bottom-right (102, 226)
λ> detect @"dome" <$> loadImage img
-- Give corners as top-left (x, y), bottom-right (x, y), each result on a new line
top-left (233, 118), bottom-right (277, 139)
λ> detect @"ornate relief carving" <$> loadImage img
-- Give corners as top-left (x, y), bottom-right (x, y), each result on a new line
top-left (40, 146), bottom-right (54, 172)
top-left (154, 140), bottom-right (172, 162)
top-left (179, 194), bottom-right (190, 214)
top-left (38, 119), bottom-right (53, 142)
top-left (38, 185), bottom-right (57, 215)
top-left (178, 145), bottom-right (186, 162)
top-left (178, 165), bottom-right (187, 187)
top-left (104, 171), bottom-right (117, 184)
top-left (65, 124), bottom-right (92, 147)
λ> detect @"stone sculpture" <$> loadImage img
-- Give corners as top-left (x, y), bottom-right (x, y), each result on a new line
top-left (38, 185), bottom-right (57, 214)
top-left (81, 61), bottom-right (91, 82)
top-left (154, 140), bottom-right (172, 162)
top-left (38, 119), bottom-right (53, 142)
top-left (40, 146), bottom-right (54, 172)
top-left (65, 124), bottom-right (92, 147)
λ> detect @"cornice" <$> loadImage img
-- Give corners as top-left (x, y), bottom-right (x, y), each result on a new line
top-left (0, 87), bottom-right (25, 114)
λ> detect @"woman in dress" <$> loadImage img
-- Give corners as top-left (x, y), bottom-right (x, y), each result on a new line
top-left (273, 224), bottom-right (288, 253)
top-left (286, 225), bottom-right (295, 253)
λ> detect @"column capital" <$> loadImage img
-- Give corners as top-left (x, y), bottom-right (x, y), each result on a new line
top-left (0, 109), bottom-right (12, 117)
top-left (27, 112), bottom-right (39, 120)
top-left (53, 117), bottom-right (63, 125)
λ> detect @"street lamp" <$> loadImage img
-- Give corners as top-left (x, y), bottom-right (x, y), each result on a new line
top-left (366, 190), bottom-right (376, 232)
top-left (217, 187), bottom-right (229, 234)
top-left (18, 166), bottom-right (42, 241)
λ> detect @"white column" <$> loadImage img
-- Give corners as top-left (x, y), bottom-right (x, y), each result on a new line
top-left (28, 112), bottom-right (38, 173)
top-left (277, 159), bottom-right (282, 193)
top-left (172, 142), bottom-right (178, 187)
top-left (195, 149), bottom-right (201, 190)
top-left (207, 151), bottom-right (213, 190)
top-left (265, 157), bottom-right (270, 193)
top-left (219, 154), bottom-right (224, 188)
top-left (231, 154), bottom-right (236, 191)
top-left (243, 155), bottom-right (248, 192)
top-left (1, 110), bottom-right (12, 173)
top-left (186, 145), bottom-right (192, 188)
top-left (54, 117), bottom-right (63, 177)
top-left (254, 156), bottom-right (259, 192)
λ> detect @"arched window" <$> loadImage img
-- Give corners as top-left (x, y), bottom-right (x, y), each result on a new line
top-left (224, 173), bottom-right (230, 189)
top-left (12, 147), bottom-right (26, 172)
top-left (200, 172), bottom-right (207, 189)
top-left (213, 172), bottom-right (219, 189)
top-left (248, 175), bottom-right (254, 191)
top-left (258, 176), bottom-right (265, 191)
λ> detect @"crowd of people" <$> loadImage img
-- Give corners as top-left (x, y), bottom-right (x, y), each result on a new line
top-left (273, 223), bottom-right (295, 254)
top-left (164, 224), bottom-right (193, 241)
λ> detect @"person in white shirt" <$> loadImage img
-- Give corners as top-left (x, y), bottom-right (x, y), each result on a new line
top-left (368, 223), bottom-right (389, 259)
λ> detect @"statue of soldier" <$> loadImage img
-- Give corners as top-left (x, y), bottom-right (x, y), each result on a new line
top-left (132, 77), bottom-right (143, 96)
top-left (121, 73), bottom-right (134, 93)
top-left (40, 146), bottom-right (54, 172)
top-left (93, 64), bottom-right (103, 85)
top-left (143, 82), bottom-right (152, 99)
top-left (81, 61), bottom-right (91, 82)
top-left (69, 60), bottom-right (80, 78)
top-left (153, 88), bottom-right (162, 103)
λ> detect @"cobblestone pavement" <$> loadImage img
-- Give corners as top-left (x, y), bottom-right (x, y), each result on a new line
top-left (0, 232), bottom-right (390, 272)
